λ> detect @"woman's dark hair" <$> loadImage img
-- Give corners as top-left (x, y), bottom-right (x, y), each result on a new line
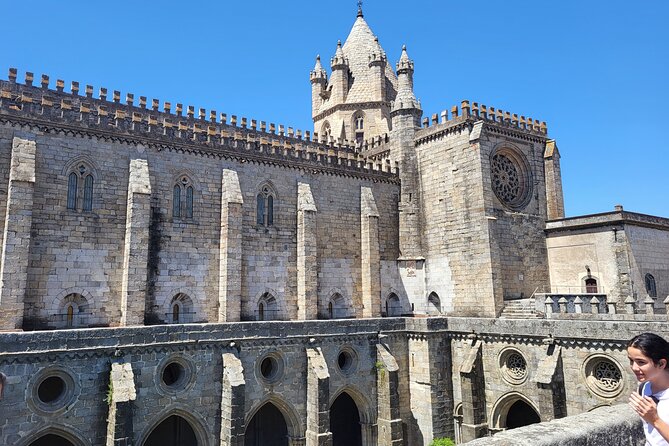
top-left (628, 333), bottom-right (669, 365)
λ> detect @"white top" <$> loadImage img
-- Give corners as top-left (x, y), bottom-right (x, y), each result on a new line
top-left (644, 388), bottom-right (669, 446)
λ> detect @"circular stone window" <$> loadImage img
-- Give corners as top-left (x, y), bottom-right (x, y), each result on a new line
top-left (583, 355), bottom-right (624, 398)
top-left (336, 347), bottom-right (358, 375)
top-left (257, 353), bottom-right (284, 384)
top-left (490, 149), bottom-right (532, 210)
top-left (499, 349), bottom-right (528, 385)
top-left (28, 367), bottom-right (78, 415)
top-left (156, 355), bottom-right (195, 394)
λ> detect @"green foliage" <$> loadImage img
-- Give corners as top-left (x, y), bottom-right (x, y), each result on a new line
top-left (374, 360), bottom-right (386, 378)
top-left (105, 380), bottom-right (113, 406)
top-left (430, 438), bottom-right (455, 446)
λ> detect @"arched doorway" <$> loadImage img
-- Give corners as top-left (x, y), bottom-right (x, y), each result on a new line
top-left (144, 415), bottom-right (198, 446)
top-left (330, 392), bottom-right (362, 446)
top-left (29, 435), bottom-right (75, 446)
top-left (245, 402), bottom-right (288, 446)
top-left (505, 400), bottom-right (540, 429)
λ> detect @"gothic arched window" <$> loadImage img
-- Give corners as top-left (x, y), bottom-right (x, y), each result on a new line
top-left (585, 278), bottom-right (598, 294)
top-left (83, 175), bottom-right (94, 211)
top-left (646, 274), bottom-right (657, 298)
top-left (66, 162), bottom-right (96, 212)
top-left (257, 293), bottom-right (278, 321)
top-left (173, 176), bottom-right (194, 220)
top-left (353, 112), bottom-right (365, 145)
top-left (67, 172), bottom-right (78, 210)
top-left (256, 184), bottom-right (275, 227)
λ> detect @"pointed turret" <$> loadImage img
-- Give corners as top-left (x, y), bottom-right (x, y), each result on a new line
top-left (329, 40), bottom-right (350, 104)
top-left (392, 45), bottom-right (421, 116)
top-left (310, 55), bottom-right (327, 82)
top-left (310, 55), bottom-right (328, 117)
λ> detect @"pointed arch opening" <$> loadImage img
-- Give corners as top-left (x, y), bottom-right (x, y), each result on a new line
top-left (28, 435), bottom-right (76, 446)
top-left (144, 415), bottom-right (198, 446)
top-left (21, 427), bottom-right (87, 446)
top-left (328, 293), bottom-right (348, 319)
top-left (427, 292), bottom-right (441, 315)
top-left (491, 393), bottom-right (541, 432)
top-left (257, 292), bottom-right (278, 321)
top-left (330, 392), bottom-right (362, 446)
top-left (54, 293), bottom-right (90, 329)
top-left (384, 293), bottom-right (401, 317)
top-left (168, 293), bottom-right (194, 324)
top-left (245, 402), bottom-right (289, 446)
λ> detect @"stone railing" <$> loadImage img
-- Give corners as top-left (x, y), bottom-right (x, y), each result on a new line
top-left (536, 292), bottom-right (669, 321)
top-left (461, 404), bottom-right (643, 446)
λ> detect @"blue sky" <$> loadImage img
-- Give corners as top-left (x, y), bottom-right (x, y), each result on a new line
top-left (2, 0), bottom-right (667, 217)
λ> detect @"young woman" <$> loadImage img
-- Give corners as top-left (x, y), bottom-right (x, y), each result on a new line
top-left (629, 333), bottom-right (669, 445)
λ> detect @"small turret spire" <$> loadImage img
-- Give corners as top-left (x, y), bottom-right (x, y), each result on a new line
top-left (331, 40), bottom-right (348, 69)
top-left (392, 44), bottom-right (420, 113)
top-left (357, 1), bottom-right (363, 17)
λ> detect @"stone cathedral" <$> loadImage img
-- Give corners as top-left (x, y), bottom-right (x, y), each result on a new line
top-left (0, 6), bottom-right (667, 446)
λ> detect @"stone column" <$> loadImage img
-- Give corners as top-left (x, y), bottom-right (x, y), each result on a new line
top-left (376, 344), bottom-right (403, 446)
top-left (221, 352), bottom-right (246, 446)
top-left (0, 133), bottom-right (36, 330)
top-left (297, 183), bottom-right (318, 321)
top-left (219, 170), bottom-right (244, 322)
top-left (459, 339), bottom-right (488, 441)
top-left (535, 345), bottom-right (567, 421)
top-left (306, 347), bottom-right (332, 446)
top-left (361, 423), bottom-right (377, 446)
top-left (120, 159), bottom-right (151, 326)
top-left (289, 437), bottom-right (307, 446)
top-left (361, 187), bottom-right (381, 318)
top-left (106, 362), bottom-right (136, 446)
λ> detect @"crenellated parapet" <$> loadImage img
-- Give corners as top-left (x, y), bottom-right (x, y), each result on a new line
top-left (416, 99), bottom-right (548, 144)
top-left (0, 69), bottom-right (399, 182)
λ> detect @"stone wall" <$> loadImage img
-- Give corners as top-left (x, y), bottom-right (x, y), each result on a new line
top-left (0, 317), bottom-right (661, 446)
top-left (0, 116), bottom-right (400, 329)
top-left (461, 404), bottom-right (644, 446)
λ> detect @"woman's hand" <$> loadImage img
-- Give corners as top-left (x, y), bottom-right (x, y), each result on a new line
top-left (630, 391), bottom-right (660, 424)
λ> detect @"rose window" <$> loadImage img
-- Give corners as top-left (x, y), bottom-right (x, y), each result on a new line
top-left (593, 361), bottom-right (622, 391)
top-left (492, 154), bottom-right (521, 204)
top-left (499, 349), bottom-right (528, 384)
top-left (583, 355), bottom-right (624, 398)
top-left (506, 353), bottom-right (527, 380)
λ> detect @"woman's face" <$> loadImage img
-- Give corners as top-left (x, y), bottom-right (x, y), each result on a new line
top-left (628, 346), bottom-right (667, 383)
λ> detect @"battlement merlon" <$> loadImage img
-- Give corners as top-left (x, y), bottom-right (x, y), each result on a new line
top-left (415, 99), bottom-right (549, 143)
top-left (0, 70), bottom-right (400, 181)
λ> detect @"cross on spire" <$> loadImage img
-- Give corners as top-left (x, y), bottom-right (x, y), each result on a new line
top-left (357, 1), bottom-right (364, 17)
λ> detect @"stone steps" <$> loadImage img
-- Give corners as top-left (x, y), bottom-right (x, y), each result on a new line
top-left (499, 299), bottom-right (543, 319)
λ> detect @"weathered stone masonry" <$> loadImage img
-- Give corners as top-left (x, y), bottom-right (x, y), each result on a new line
top-left (0, 317), bottom-right (664, 445)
